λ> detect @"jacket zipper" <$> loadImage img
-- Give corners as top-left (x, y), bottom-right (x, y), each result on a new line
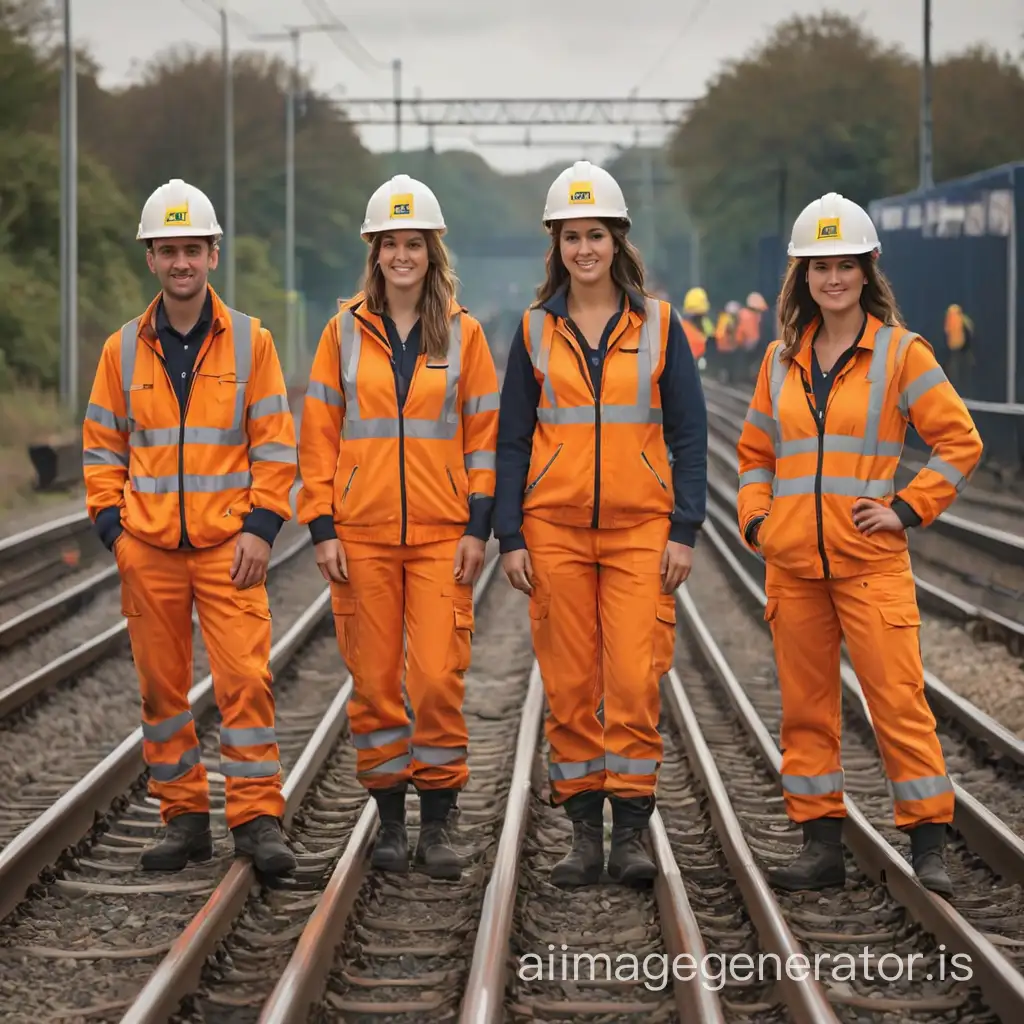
top-left (802, 378), bottom-right (830, 578)
top-left (341, 465), bottom-right (358, 504)
top-left (640, 450), bottom-right (667, 489)
top-left (445, 466), bottom-right (458, 497)
top-left (525, 443), bottom-right (564, 494)
top-left (557, 322), bottom-right (603, 528)
top-left (154, 352), bottom-right (192, 547)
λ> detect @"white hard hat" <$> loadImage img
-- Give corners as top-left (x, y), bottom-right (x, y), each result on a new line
top-left (788, 192), bottom-right (880, 257)
top-left (361, 174), bottom-right (446, 240)
top-left (542, 160), bottom-right (630, 227)
top-left (137, 179), bottom-right (222, 242)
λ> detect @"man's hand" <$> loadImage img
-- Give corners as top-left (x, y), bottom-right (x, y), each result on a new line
top-left (852, 498), bottom-right (905, 536)
top-left (454, 535), bottom-right (486, 586)
top-left (660, 540), bottom-right (693, 593)
top-left (502, 549), bottom-right (534, 594)
top-left (231, 533), bottom-right (271, 589)
top-left (314, 538), bottom-right (348, 584)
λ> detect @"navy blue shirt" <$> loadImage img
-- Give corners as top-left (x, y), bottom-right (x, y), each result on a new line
top-left (493, 286), bottom-right (708, 552)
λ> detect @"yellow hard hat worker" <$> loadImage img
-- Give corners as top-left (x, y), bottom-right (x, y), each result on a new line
top-left (683, 287), bottom-right (710, 316)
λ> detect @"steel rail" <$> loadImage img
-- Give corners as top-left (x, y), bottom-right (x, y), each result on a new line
top-left (0, 531), bottom-right (311, 922)
top-left (122, 553), bottom-right (502, 1024)
top-left (674, 569), bottom-right (1024, 1021)
top-left (0, 509), bottom-right (90, 567)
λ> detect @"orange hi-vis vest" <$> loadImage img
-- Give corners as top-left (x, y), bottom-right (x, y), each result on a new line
top-left (737, 314), bottom-right (982, 579)
top-left (83, 288), bottom-right (296, 550)
top-left (735, 306), bottom-right (761, 350)
top-left (297, 293), bottom-right (499, 546)
top-left (520, 296), bottom-right (674, 530)
top-left (714, 311), bottom-right (736, 351)
top-left (681, 316), bottom-right (707, 360)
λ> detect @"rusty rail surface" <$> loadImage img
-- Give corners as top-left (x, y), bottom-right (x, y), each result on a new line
top-left (0, 531), bottom-right (312, 922)
top-left (121, 552), bottom-right (502, 1024)
top-left (674, 576), bottom-right (1024, 1021)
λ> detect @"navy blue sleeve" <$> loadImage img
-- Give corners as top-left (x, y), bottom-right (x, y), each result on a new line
top-left (242, 507), bottom-right (285, 546)
top-left (307, 514), bottom-right (338, 545)
top-left (659, 313), bottom-right (708, 547)
top-left (94, 506), bottom-right (123, 550)
top-left (493, 321), bottom-right (540, 553)
top-left (465, 496), bottom-right (493, 541)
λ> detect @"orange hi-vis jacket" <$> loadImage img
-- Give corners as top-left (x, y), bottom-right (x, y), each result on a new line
top-left (714, 311), bottom-right (736, 352)
top-left (297, 293), bottom-right (500, 546)
top-left (83, 288), bottom-right (297, 550)
top-left (519, 295), bottom-right (675, 530)
top-left (737, 314), bottom-right (983, 579)
top-left (735, 307), bottom-right (761, 350)
top-left (681, 316), bottom-right (707, 360)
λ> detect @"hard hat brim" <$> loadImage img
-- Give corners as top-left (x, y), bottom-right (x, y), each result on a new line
top-left (361, 222), bottom-right (446, 242)
top-left (788, 241), bottom-right (879, 257)
top-left (138, 227), bottom-right (222, 241)
top-left (544, 211), bottom-right (631, 228)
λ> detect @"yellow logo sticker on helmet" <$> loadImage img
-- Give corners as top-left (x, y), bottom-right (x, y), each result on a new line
top-left (163, 202), bottom-right (191, 227)
top-left (390, 193), bottom-right (414, 218)
top-left (816, 217), bottom-right (841, 240)
top-left (568, 181), bottom-right (595, 204)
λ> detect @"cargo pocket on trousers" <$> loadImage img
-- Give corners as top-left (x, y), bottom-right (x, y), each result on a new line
top-left (331, 592), bottom-right (359, 670)
top-left (653, 594), bottom-right (676, 679)
top-left (763, 597), bottom-right (779, 637)
top-left (446, 592), bottom-right (474, 673)
top-left (878, 602), bottom-right (921, 630)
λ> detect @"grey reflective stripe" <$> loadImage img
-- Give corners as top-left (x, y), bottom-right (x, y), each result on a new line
top-left (468, 492), bottom-right (486, 502)
top-left (745, 406), bottom-right (775, 441)
top-left (351, 725), bottom-right (412, 750)
top-left (120, 319), bottom-right (140, 428)
top-left (465, 450), bottom-right (496, 471)
top-left (340, 310), bottom-right (462, 440)
top-left (779, 435), bottom-right (903, 459)
top-left (359, 753), bottom-right (411, 776)
top-left (923, 454), bottom-right (967, 492)
top-left (899, 365), bottom-right (947, 417)
top-left (249, 394), bottom-right (289, 418)
top-left (774, 475), bottom-right (894, 499)
top-left (861, 325), bottom-right (896, 459)
top-left (132, 426), bottom-right (244, 447)
top-left (307, 379), bottom-right (343, 407)
top-left (84, 447), bottom-right (129, 468)
top-left (781, 769), bottom-right (844, 796)
top-left (220, 759), bottom-right (280, 778)
top-left (86, 402), bottom-right (129, 434)
top-left (738, 468), bottom-right (773, 488)
top-left (891, 774), bottom-right (953, 802)
top-left (549, 757), bottom-right (605, 780)
top-left (148, 744), bottom-right (201, 782)
top-left (229, 308), bottom-right (253, 430)
top-left (463, 392), bottom-right (500, 415)
top-left (413, 745), bottom-right (468, 765)
top-left (606, 753), bottom-right (659, 775)
top-left (527, 308), bottom-right (558, 412)
top-left (131, 471), bottom-right (252, 493)
top-left (221, 725), bottom-right (277, 747)
top-left (142, 709), bottom-right (194, 744)
top-left (635, 297), bottom-right (661, 414)
top-left (250, 441), bottom-right (298, 464)
top-left (536, 406), bottom-right (662, 426)
top-left (768, 343), bottom-right (788, 438)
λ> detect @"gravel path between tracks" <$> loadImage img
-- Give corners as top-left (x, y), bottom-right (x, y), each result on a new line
top-left (687, 546), bottom-right (1024, 1008)
top-left (0, 555), bottom-right (114, 625)
top-left (0, 605), bottom-right (341, 1022)
top-left (0, 496), bottom-right (86, 541)
top-left (0, 540), bottom-right (319, 854)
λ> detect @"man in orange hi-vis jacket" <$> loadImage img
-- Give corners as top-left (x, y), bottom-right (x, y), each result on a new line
top-left (82, 179), bottom-right (298, 876)
top-left (737, 192), bottom-right (982, 898)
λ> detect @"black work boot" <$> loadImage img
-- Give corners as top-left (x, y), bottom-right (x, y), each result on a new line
top-left (607, 795), bottom-right (658, 887)
top-left (908, 822), bottom-right (953, 897)
top-left (768, 816), bottom-right (846, 891)
top-left (414, 788), bottom-right (462, 880)
top-left (371, 785), bottom-right (409, 873)
top-left (140, 812), bottom-right (213, 871)
top-left (550, 791), bottom-right (605, 888)
top-left (231, 815), bottom-right (296, 876)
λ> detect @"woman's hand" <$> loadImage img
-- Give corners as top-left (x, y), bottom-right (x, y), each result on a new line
top-left (454, 535), bottom-right (486, 585)
top-left (315, 538), bottom-right (348, 583)
top-left (660, 540), bottom-right (693, 593)
top-left (852, 499), bottom-right (905, 536)
top-left (501, 549), bottom-right (534, 594)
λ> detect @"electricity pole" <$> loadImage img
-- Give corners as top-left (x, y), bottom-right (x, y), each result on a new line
top-left (250, 23), bottom-right (336, 376)
top-left (221, 5), bottom-right (236, 306)
top-left (59, 0), bottom-right (78, 415)
top-left (919, 0), bottom-right (934, 190)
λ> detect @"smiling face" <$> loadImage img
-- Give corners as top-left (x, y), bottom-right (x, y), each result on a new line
top-left (807, 255), bottom-right (868, 315)
top-left (146, 237), bottom-right (218, 301)
top-left (558, 218), bottom-right (616, 287)
top-left (377, 229), bottom-right (429, 293)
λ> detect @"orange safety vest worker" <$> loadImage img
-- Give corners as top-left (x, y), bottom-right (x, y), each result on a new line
top-left (82, 282), bottom-right (298, 866)
top-left (737, 312), bottom-right (982, 870)
top-left (944, 303), bottom-right (972, 352)
top-left (714, 310), bottom-right (736, 352)
top-left (735, 306), bottom-right (761, 350)
top-left (680, 314), bottom-right (707, 360)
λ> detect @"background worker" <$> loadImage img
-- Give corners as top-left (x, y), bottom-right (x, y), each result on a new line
top-left (298, 174), bottom-right (500, 881)
top-left (493, 160), bottom-right (707, 888)
top-left (680, 286), bottom-right (712, 367)
top-left (943, 302), bottom-right (974, 392)
top-left (736, 192), bottom-right (982, 897)
top-left (736, 291), bottom-right (769, 383)
top-left (712, 299), bottom-right (740, 380)
top-left (81, 179), bottom-right (298, 876)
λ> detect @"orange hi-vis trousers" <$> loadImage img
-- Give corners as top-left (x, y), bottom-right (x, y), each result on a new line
top-left (115, 530), bottom-right (283, 829)
top-left (523, 515), bottom-right (673, 804)
top-left (330, 536), bottom-right (473, 791)
top-left (764, 564), bottom-right (954, 829)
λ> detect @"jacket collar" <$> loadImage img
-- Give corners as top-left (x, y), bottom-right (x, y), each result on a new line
top-left (540, 279), bottom-right (647, 327)
top-left (137, 284), bottom-right (229, 353)
top-left (342, 290), bottom-right (464, 344)
top-left (791, 310), bottom-right (877, 373)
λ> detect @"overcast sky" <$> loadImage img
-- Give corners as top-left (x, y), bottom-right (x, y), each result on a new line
top-left (72, 0), bottom-right (1024, 173)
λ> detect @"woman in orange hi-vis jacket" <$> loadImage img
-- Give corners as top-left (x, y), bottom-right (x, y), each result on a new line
top-left (494, 161), bottom-right (708, 888)
top-left (737, 192), bottom-right (983, 897)
top-left (297, 174), bottom-right (500, 881)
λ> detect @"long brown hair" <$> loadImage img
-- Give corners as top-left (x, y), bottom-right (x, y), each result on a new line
top-left (363, 230), bottom-right (459, 359)
top-left (776, 253), bottom-right (904, 362)
top-left (533, 219), bottom-right (646, 306)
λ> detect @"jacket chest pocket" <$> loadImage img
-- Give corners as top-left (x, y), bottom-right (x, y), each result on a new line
top-left (193, 371), bottom-right (247, 424)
